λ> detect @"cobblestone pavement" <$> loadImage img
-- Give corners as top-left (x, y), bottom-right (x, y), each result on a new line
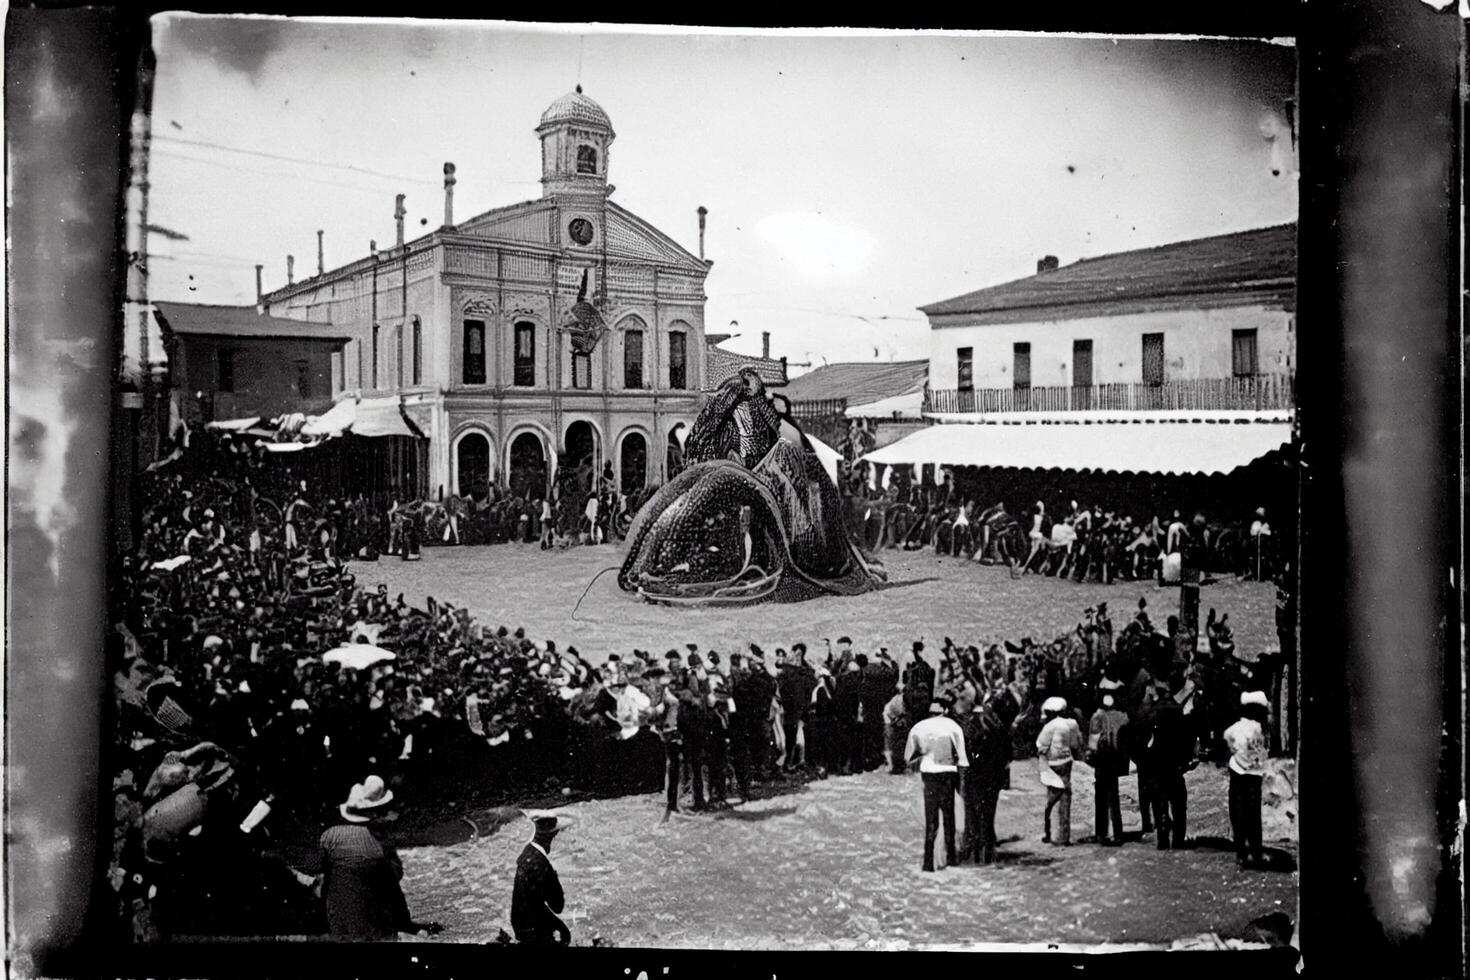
top-left (399, 760), bottom-right (1297, 950)
top-left (352, 546), bottom-right (1280, 664)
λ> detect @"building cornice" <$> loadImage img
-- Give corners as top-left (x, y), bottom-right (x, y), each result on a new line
top-left (922, 282), bottom-right (1296, 328)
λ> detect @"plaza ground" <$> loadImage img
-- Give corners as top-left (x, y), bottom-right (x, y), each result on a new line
top-left (354, 545), bottom-right (1294, 949)
top-left (350, 544), bottom-right (1280, 664)
top-left (398, 760), bottom-right (1296, 950)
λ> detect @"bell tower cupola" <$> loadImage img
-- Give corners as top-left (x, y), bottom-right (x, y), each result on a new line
top-left (537, 85), bottom-right (615, 200)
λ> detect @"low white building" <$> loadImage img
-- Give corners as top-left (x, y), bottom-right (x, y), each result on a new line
top-left (919, 224), bottom-right (1296, 414)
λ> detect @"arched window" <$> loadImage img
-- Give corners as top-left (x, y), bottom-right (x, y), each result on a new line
top-left (514, 322), bottom-right (536, 387)
top-left (576, 144), bottom-right (598, 175)
top-left (624, 329), bottom-right (644, 389)
top-left (668, 330), bottom-right (687, 390)
top-left (620, 432), bottom-right (647, 493)
top-left (456, 432), bottom-right (491, 498)
top-left (463, 320), bottom-right (485, 385)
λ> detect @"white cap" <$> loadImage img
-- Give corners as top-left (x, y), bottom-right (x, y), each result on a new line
top-left (1042, 696), bottom-right (1068, 713)
top-left (1241, 691), bottom-right (1270, 708)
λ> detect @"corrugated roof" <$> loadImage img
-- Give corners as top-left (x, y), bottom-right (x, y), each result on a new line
top-left (780, 359), bottom-right (929, 405)
top-left (704, 341), bottom-right (788, 390)
top-left (862, 414), bottom-right (1292, 476)
top-left (154, 302), bottom-right (352, 343)
top-left (920, 223), bottom-right (1296, 318)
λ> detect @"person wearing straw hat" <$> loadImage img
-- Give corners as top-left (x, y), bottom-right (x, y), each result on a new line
top-left (904, 694), bottom-right (968, 872)
top-left (512, 810), bottom-right (575, 946)
top-left (1223, 691), bottom-right (1271, 868)
top-left (1036, 696), bottom-right (1084, 845)
top-left (318, 775), bottom-right (441, 940)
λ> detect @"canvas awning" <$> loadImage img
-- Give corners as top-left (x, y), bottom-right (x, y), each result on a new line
top-left (300, 399), bottom-right (357, 438)
top-left (846, 391), bottom-right (924, 420)
top-left (205, 416), bottom-right (261, 431)
top-left (351, 396), bottom-right (423, 439)
top-left (861, 412), bottom-right (1293, 476)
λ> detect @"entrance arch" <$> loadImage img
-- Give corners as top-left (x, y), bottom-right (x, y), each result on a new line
top-left (508, 431), bottom-right (548, 500)
top-left (666, 422), bottom-right (688, 478)
top-left (619, 431), bottom-right (648, 493)
top-left (455, 430), bottom-right (492, 498)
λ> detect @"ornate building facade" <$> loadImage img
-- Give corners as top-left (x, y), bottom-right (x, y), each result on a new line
top-left (261, 88), bottom-right (711, 499)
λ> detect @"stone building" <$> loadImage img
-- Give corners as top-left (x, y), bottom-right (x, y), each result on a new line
top-left (260, 87), bottom-right (712, 500)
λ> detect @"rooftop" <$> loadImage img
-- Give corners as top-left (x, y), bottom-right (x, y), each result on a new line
top-left (780, 359), bottom-right (929, 405)
top-left (919, 223), bottom-right (1296, 318)
top-left (154, 302), bottom-right (352, 343)
top-left (538, 86), bottom-right (614, 134)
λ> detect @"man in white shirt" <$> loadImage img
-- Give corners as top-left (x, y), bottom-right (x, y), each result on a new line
top-left (904, 695), bottom-right (969, 872)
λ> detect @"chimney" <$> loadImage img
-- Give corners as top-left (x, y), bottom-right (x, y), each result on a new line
top-left (370, 239), bottom-right (378, 258)
top-left (286, 254), bottom-right (295, 285)
top-left (254, 264), bottom-right (263, 303)
top-left (697, 206), bottom-right (707, 260)
top-left (762, 331), bottom-right (770, 359)
top-left (1037, 255), bottom-right (1059, 274)
top-left (443, 162), bottom-right (457, 227)
top-left (394, 194), bottom-right (406, 248)
top-left (316, 230), bottom-right (324, 276)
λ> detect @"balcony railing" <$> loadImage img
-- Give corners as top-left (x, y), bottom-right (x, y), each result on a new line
top-left (925, 374), bottom-right (1293, 415)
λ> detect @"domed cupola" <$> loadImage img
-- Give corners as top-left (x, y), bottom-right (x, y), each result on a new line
top-left (537, 85), bottom-right (615, 200)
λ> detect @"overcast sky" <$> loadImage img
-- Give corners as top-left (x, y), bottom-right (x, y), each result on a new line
top-left (147, 19), bottom-right (1297, 371)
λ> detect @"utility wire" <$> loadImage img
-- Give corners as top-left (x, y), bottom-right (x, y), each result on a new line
top-left (153, 134), bottom-right (442, 185)
top-left (152, 147), bottom-right (432, 196)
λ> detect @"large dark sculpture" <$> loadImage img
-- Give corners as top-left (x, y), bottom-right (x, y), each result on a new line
top-left (618, 369), bottom-right (886, 604)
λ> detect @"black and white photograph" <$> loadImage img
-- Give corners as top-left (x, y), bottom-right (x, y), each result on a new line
top-left (4, 9), bottom-right (1463, 976)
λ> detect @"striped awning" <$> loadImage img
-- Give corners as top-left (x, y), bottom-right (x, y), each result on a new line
top-left (861, 412), bottom-right (1293, 476)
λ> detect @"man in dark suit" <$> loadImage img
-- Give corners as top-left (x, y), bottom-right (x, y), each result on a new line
top-left (732, 646), bottom-right (777, 787)
top-left (777, 643), bottom-right (816, 772)
top-left (511, 810), bottom-right (573, 945)
top-left (833, 658), bottom-right (865, 774)
top-left (862, 651), bottom-right (898, 771)
top-left (961, 676), bottom-right (1027, 864)
top-left (677, 652), bottom-right (712, 810)
top-left (902, 643), bottom-right (936, 723)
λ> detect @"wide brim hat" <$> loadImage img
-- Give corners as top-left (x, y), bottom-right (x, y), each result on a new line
top-left (523, 808), bottom-right (576, 836)
top-left (339, 775), bottom-right (395, 822)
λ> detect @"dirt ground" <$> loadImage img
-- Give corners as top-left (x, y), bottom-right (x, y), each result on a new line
top-left (351, 544), bottom-right (1280, 666)
top-left (398, 759), bottom-right (1297, 950)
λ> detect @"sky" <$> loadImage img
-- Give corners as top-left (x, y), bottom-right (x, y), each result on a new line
top-left (145, 19), bottom-right (1297, 372)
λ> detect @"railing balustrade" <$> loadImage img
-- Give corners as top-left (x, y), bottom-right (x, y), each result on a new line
top-left (923, 374), bottom-right (1293, 415)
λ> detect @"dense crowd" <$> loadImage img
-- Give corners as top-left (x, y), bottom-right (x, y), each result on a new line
top-left (840, 464), bottom-right (1280, 584)
top-left (107, 438), bottom-right (1287, 942)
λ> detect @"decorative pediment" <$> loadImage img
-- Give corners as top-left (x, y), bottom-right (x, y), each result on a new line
top-left (461, 295), bottom-right (498, 317)
top-left (604, 202), bottom-right (708, 272)
top-left (505, 306), bottom-right (540, 322)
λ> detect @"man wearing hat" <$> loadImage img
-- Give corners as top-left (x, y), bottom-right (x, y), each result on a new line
top-left (1087, 680), bottom-right (1130, 846)
top-left (318, 776), bottom-right (441, 940)
top-left (777, 644), bottom-right (816, 773)
top-left (903, 694), bottom-right (969, 871)
top-left (1223, 692), bottom-right (1271, 868)
top-left (1036, 697), bottom-right (1084, 845)
top-left (901, 643), bottom-right (936, 725)
top-left (960, 673), bottom-right (1026, 864)
top-left (512, 810), bottom-right (575, 945)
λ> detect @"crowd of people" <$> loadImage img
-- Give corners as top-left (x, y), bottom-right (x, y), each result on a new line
top-left (839, 464), bottom-right (1281, 584)
top-left (108, 434), bottom-right (1287, 943)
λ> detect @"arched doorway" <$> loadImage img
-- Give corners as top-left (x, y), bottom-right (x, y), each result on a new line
top-left (620, 432), bottom-right (647, 493)
top-left (456, 431), bottom-right (491, 499)
top-left (666, 422), bottom-right (687, 478)
top-left (508, 432), bottom-right (547, 500)
top-left (563, 420), bottom-right (599, 495)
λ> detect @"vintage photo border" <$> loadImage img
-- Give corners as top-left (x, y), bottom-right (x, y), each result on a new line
top-left (4, 4), bottom-right (1462, 977)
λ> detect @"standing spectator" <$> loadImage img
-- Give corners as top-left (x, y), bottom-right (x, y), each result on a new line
top-left (1036, 696), bottom-right (1084, 845)
top-left (961, 674), bottom-right (1026, 864)
top-left (834, 659), bottom-right (865, 775)
top-left (676, 653), bottom-right (711, 811)
top-left (705, 676), bottom-right (733, 809)
top-left (883, 682), bottom-right (908, 775)
top-left (653, 664), bottom-right (683, 820)
top-left (1087, 682), bottom-right (1130, 846)
top-left (904, 695), bottom-right (968, 872)
top-left (808, 664), bottom-right (836, 778)
top-left (317, 776), bottom-right (440, 941)
top-left (860, 652), bottom-right (894, 771)
top-left (1139, 673), bottom-right (1195, 850)
top-left (901, 643), bottom-right (935, 724)
top-left (539, 497), bottom-right (554, 550)
top-left (511, 811), bottom-right (574, 946)
top-left (777, 644), bottom-right (816, 773)
top-left (1223, 691), bottom-right (1271, 869)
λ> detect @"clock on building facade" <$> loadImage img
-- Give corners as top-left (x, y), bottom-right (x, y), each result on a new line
top-left (568, 217), bottom-right (595, 246)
